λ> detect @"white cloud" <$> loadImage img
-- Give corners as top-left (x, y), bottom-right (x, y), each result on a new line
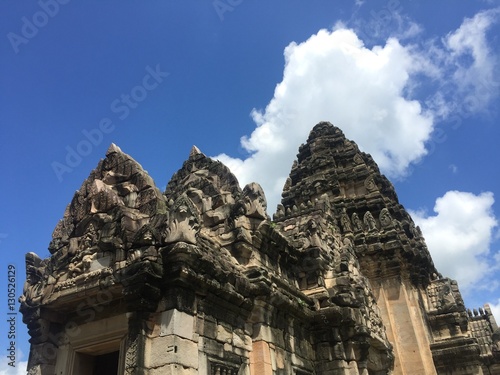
top-left (350, 2), bottom-right (422, 43)
top-left (428, 8), bottom-right (500, 118)
top-left (488, 298), bottom-right (500, 325)
top-left (215, 9), bottom-right (499, 212)
top-left (411, 191), bottom-right (499, 293)
top-left (0, 363), bottom-right (28, 375)
top-left (445, 9), bottom-right (500, 93)
top-left (216, 27), bottom-right (434, 211)
top-left (0, 349), bottom-right (27, 375)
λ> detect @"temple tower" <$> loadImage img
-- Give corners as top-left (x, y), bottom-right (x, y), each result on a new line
top-left (20, 122), bottom-right (500, 374)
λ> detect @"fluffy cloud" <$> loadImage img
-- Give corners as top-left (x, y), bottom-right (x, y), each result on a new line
top-left (411, 191), bottom-right (499, 292)
top-left (217, 27), bottom-right (434, 211)
top-left (215, 9), bottom-right (499, 212)
top-left (445, 9), bottom-right (500, 95)
top-left (0, 350), bottom-right (27, 375)
top-left (0, 363), bottom-right (28, 375)
top-left (489, 299), bottom-right (500, 325)
top-left (428, 8), bottom-right (500, 118)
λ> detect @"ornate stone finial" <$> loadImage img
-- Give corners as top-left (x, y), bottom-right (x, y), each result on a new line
top-left (275, 204), bottom-right (284, 219)
top-left (106, 143), bottom-right (123, 156)
top-left (190, 145), bottom-right (202, 158)
top-left (283, 177), bottom-right (292, 192)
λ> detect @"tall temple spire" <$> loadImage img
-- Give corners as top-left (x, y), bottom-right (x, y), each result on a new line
top-left (276, 121), bottom-right (434, 285)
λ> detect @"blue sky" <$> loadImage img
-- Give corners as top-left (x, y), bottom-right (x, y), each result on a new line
top-left (1, 1), bottom-right (499, 372)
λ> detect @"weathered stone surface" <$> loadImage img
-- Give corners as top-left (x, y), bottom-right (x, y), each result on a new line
top-left (20, 123), bottom-right (499, 374)
top-left (148, 334), bottom-right (198, 369)
top-left (160, 309), bottom-right (195, 340)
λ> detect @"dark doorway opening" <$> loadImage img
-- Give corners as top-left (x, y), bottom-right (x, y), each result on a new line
top-left (93, 350), bottom-right (119, 375)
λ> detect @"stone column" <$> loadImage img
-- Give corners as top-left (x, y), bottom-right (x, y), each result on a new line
top-left (25, 315), bottom-right (60, 375)
top-left (124, 312), bottom-right (147, 375)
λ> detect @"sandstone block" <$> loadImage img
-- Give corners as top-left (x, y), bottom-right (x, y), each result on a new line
top-left (160, 309), bottom-right (194, 340)
top-left (148, 335), bottom-right (198, 369)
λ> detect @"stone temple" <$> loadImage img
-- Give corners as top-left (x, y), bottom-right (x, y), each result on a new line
top-left (20, 122), bottom-right (500, 374)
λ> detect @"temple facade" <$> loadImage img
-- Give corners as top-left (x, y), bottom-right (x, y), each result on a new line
top-left (20, 122), bottom-right (500, 374)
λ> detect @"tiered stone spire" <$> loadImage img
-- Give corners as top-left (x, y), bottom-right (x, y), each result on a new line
top-left (276, 121), bottom-right (436, 285)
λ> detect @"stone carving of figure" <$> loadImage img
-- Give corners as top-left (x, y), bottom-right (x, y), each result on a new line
top-left (317, 193), bottom-right (331, 214)
top-left (68, 252), bottom-right (96, 278)
top-left (364, 177), bottom-right (377, 191)
top-left (131, 225), bottom-right (157, 248)
top-left (80, 223), bottom-right (98, 250)
top-left (341, 237), bottom-right (355, 258)
top-left (379, 208), bottom-right (394, 229)
top-left (232, 183), bottom-right (268, 250)
top-left (340, 209), bottom-right (352, 233)
top-left (351, 213), bottom-right (363, 232)
top-left (123, 184), bottom-right (139, 208)
top-left (165, 196), bottom-right (200, 245)
top-left (392, 218), bottom-right (403, 231)
top-left (20, 252), bottom-right (45, 307)
top-left (363, 211), bottom-right (377, 232)
top-left (437, 282), bottom-right (456, 311)
top-left (305, 219), bottom-right (324, 249)
top-left (243, 184), bottom-right (267, 215)
top-left (274, 204), bottom-right (285, 220)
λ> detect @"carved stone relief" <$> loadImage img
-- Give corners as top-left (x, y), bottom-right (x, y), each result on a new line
top-left (363, 211), bottom-right (377, 232)
top-left (165, 196), bottom-right (200, 244)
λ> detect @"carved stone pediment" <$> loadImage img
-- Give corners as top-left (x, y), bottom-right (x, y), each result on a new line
top-left (22, 144), bottom-right (167, 311)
